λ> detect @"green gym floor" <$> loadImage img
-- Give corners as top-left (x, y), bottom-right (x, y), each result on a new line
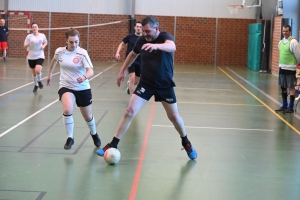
top-left (0, 58), bottom-right (300, 200)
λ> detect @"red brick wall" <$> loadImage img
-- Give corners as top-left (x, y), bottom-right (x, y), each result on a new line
top-left (271, 16), bottom-right (283, 74)
top-left (5, 11), bottom-right (256, 66)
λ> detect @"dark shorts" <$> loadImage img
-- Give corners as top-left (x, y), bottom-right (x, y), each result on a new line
top-left (28, 58), bottom-right (44, 69)
top-left (127, 61), bottom-right (141, 77)
top-left (278, 68), bottom-right (296, 88)
top-left (0, 42), bottom-right (8, 50)
top-left (134, 82), bottom-right (176, 104)
top-left (58, 87), bottom-right (92, 107)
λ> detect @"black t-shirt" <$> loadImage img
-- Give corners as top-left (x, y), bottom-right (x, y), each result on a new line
top-left (133, 32), bottom-right (175, 88)
top-left (0, 26), bottom-right (8, 41)
top-left (122, 33), bottom-right (141, 64)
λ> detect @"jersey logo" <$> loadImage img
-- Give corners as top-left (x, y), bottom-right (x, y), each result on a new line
top-left (73, 56), bottom-right (81, 64)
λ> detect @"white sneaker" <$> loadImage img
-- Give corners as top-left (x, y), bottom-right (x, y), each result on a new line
top-left (126, 81), bottom-right (130, 94)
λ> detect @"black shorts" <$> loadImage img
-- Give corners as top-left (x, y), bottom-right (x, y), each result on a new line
top-left (58, 87), bottom-right (92, 107)
top-left (134, 82), bottom-right (177, 104)
top-left (28, 58), bottom-right (45, 69)
top-left (127, 61), bottom-right (141, 77)
top-left (278, 68), bottom-right (296, 88)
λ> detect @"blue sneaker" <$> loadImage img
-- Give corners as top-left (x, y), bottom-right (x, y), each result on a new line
top-left (96, 143), bottom-right (112, 157)
top-left (182, 142), bottom-right (197, 160)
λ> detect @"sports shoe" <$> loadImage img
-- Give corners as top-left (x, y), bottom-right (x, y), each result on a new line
top-left (182, 142), bottom-right (197, 160)
top-left (90, 132), bottom-right (101, 147)
top-left (283, 107), bottom-right (294, 114)
top-left (126, 80), bottom-right (130, 95)
top-left (96, 143), bottom-right (112, 156)
top-left (33, 85), bottom-right (38, 92)
top-left (37, 81), bottom-right (43, 89)
top-left (64, 137), bottom-right (74, 150)
top-left (275, 106), bottom-right (286, 113)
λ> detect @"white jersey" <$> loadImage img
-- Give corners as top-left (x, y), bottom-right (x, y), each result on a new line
top-left (54, 46), bottom-right (93, 91)
top-left (24, 33), bottom-right (47, 59)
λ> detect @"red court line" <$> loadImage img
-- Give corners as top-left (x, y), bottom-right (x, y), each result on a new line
top-left (129, 101), bottom-right (156, 200)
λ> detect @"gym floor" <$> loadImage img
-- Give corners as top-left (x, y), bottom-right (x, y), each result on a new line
top-left (0, 58), bottom-right (300, 200)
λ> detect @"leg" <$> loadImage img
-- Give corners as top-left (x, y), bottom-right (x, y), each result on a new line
top-left (284, 86), bottom-right (296, 114)
top-left (161, 101), bottom-right (186, 137)
top-left (128, 72), bottom-right (136, 96)
top-left (31, 67), bottom-right (39, 92)
top-left (61, 92), bottom-right (76, 149)
top-left (80, 105), bottom-right (101, 147)
top-left (114, 94), bottom-right (147, 138)
top-left (35, 64), bottom-right (43, 89)
top-left (161, 101), bottom-right (197, 160)
top-left (96, 94), bottom-right (147, 156)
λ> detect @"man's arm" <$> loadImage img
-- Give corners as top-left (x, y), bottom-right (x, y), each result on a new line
top-left (290, 39), bottom-right (300, 63)
top-left (115, 42), bottom-right (125, 60)
top-left (141, 40), bottom-right (176, 53)
top-left (117, 51), bottom-right (138, 86)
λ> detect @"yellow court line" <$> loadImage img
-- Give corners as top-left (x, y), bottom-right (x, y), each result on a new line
top-left (218, 67), bottom-right (300, 135)
top-left (178, 102), bottom-right (263, 106)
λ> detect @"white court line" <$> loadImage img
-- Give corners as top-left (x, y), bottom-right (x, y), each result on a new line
top-left (0, 63), bottom-right (117, 138)
top-left (152, 125), bottom-right (273, 132)
top-left (0, 72), bottom-right (60, 97)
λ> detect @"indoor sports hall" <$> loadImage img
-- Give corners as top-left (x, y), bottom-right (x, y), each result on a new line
top-left (1, 0), bottom-right (300, 200)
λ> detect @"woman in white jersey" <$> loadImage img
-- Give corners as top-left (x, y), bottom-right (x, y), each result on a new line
top-left (46, 28), bottom-right (101, 150)
top-left (24, 22), bottom-right (47, 92)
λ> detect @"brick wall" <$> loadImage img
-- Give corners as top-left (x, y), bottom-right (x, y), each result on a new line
top-left (5, 11), bottom-right (256, 66)
top-left (271, 16), bottom-right (283, 74)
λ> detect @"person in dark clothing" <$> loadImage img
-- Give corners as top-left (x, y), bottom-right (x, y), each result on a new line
top-left (97, 15), bottom-right (197, 160)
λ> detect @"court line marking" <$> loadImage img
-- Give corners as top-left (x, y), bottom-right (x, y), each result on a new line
top-left (227, 67), bottom-right (300, 120)
top-left (0, 63), bottom-right (117, 138)
top-left (219, 67), bottom-right (300, 135)
top-left (129, 101), bottom-right (156, 200)
top-left (152, 125), bottom-right (273, 132)
top-left (0, 72), bottom-right (60, 97)
top-left (176, 87), bottom-right (232, 91)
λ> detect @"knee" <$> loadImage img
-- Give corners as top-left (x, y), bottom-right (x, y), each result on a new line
top-left (124, 107), bottom-right (135, 118)
top-left (168, 114), bottom-right (181, 123)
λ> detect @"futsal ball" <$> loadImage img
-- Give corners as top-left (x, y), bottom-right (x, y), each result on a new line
top-left (104, 148), bottom-right (121, 165)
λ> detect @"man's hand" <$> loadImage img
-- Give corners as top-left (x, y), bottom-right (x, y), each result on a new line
top-left (142, 43), bottom-right (157, 52)
top-left (117, 71), bottom-right (126, 87)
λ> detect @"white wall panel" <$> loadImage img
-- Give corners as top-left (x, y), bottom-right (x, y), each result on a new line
top-left (6, 0), bottom-right (257, 19)
top-left (135, 0), bottom-right (257, 19)
top-left (8, 0), bottom-right (130, 15)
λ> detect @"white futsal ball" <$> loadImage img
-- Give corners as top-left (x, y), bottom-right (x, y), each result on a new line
top-left (104, 148), bottom-right (121, 165)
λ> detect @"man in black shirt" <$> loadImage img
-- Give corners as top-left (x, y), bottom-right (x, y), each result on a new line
top-left (97, 15), bottom-right (197, 160)
top-left (115, 21), bottom-right (142, 95)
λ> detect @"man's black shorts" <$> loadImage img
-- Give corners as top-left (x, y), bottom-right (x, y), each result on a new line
top-left (127, 61), bottom-right (141, 77)
top-left (134, 82), bottom-right (177, 104)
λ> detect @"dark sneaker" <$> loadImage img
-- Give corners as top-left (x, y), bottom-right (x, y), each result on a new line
top-left (33, 85), bottom-right (38, 92)
top-left (96, 143), bottom-right (112, 156)
top-left (275, 106), bottom-right (286, 113)
top-left (38, 81), bottom-right (43, 89)
top-left (283, 108), bottom-right (294, 114)
top-left (90, 132), bottom-right (101, 147)
top-left (182, 142), bottom-right (197, 160)
top-left (64, 137), bottom-right (74, 150)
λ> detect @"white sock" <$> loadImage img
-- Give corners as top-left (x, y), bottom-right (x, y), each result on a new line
top-left (33, 76), bottom-right (38, 86)
top-left (86, 116), bottom-right (97, 135)
top-left (37, 73), bottom-right (42, 82)
top-left (63, 114), bottom-right (74, 138)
